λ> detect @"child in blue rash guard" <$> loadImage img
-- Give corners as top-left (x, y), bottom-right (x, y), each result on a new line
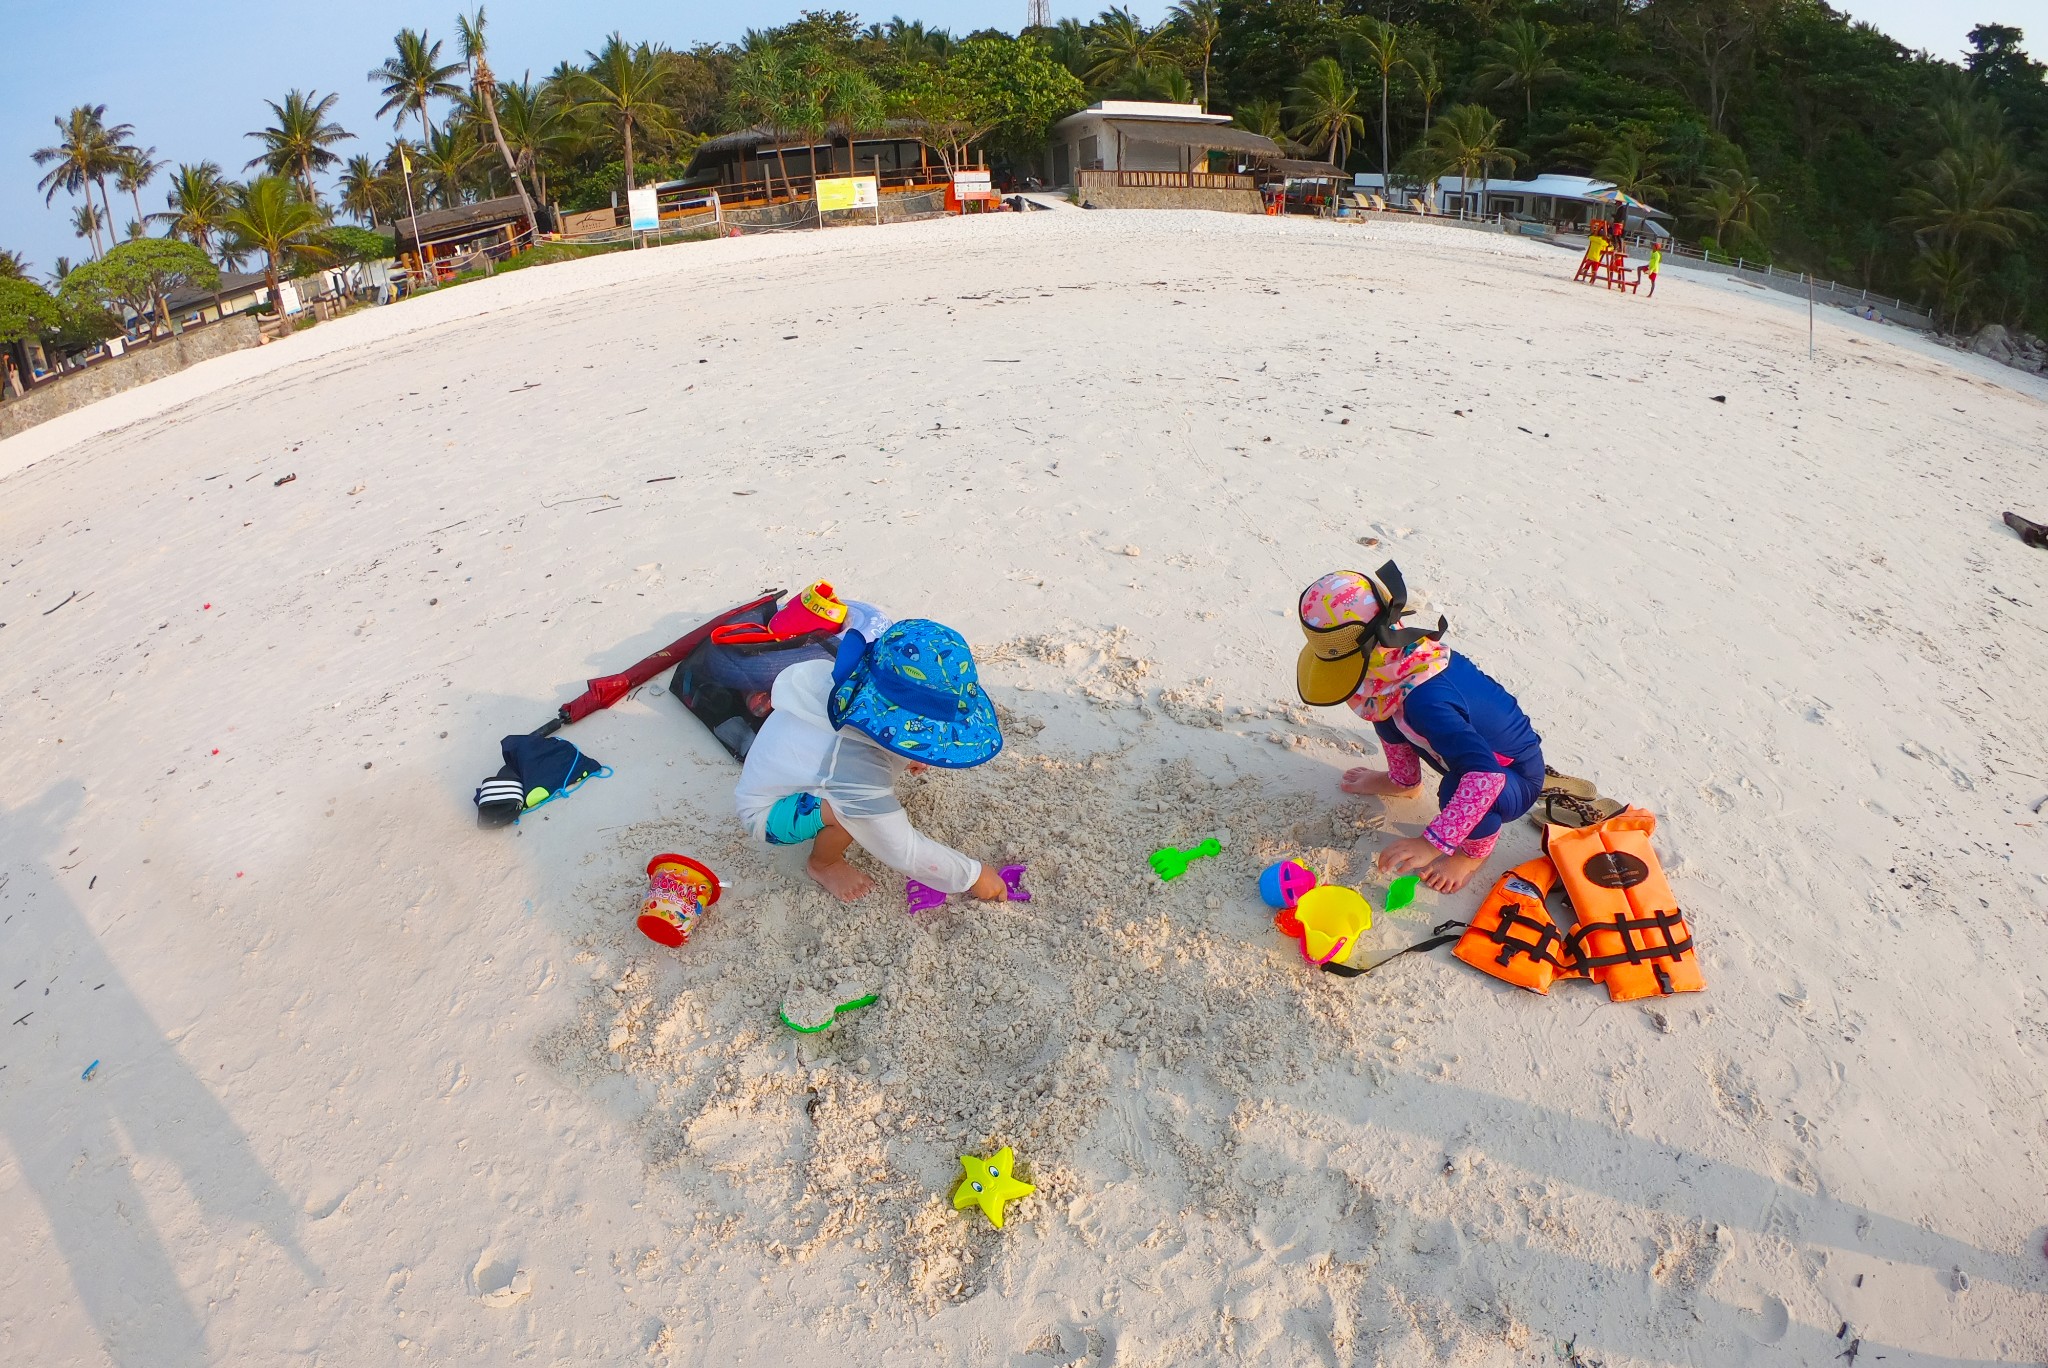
top-left (1295, 567), bottom-right (1545, 894)
top-left (734, 618), bottom-right (1010, 904)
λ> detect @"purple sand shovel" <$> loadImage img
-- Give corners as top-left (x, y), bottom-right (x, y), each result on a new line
top-left (906, 864), bottom-right (1031, 914)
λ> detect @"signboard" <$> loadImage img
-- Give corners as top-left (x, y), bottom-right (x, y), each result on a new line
top-left (952, 169), bottom-right (992, 196)
top-left (815, 176), bottom-right (879, 213)
top-left (627, 186), bottom-right (659, 232)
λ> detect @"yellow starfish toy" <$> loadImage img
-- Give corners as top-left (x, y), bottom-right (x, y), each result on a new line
top-left (952, 1147), bottom-right (1035, 1229)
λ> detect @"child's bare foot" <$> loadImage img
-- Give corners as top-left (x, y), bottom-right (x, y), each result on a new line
top-left (1420, 851), bottom-right (1484, 893)
top-left (1342, 767), bottom-right (1422, 797)
top-left (807, 855), bottom-right (873, 902)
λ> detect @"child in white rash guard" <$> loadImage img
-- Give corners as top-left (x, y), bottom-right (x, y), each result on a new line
top-left (734, 620), bottom-right (1008, 904)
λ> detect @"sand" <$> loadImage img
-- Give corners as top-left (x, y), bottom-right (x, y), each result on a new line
top-left (2, 209), bottom-right (2045, 1367)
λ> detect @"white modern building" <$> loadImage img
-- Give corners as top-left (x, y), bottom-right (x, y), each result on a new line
top-left (1047, 100), bottom-right (1279, 186)
top-left (1353, 172), bottom-right (1673, 238)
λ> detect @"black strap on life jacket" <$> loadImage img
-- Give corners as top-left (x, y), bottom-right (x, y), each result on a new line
top-left (1479, 904), bottom-right (1575, 972)
top-left (1562, 908), bottom-right (1694, 971)
top-left (1322, 920), bottom-right (1466, 978)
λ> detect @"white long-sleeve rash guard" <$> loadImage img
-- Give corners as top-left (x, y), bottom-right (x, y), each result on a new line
top-left (733, 659), bottom-right (983, 894)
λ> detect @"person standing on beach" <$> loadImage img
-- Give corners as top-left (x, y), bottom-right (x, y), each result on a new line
top-left (1295, 568), bottom-right (1546, 894)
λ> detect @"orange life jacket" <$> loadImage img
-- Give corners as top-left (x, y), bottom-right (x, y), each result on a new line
top-left (1547, 809), bottom-right (1704, 1002)
top-left (1454, 858), bottom-right (1580, 994)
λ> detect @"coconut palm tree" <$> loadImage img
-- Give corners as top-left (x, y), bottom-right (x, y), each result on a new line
top-left (47, 257), bottom-right (76, 288)
top-left (1045, 18), bottom-right (1091, 79)
top-left (568, 33), bottom-right (676, 191)
top-left (152, 162), bottom-right (245, 268)
top-left (246, 90), bottom-right (354, 196)
top-left (1168, 0), bottom-right (1221, 111)
top-left (494, 75), bottom-right (569, 204)
top-left (371, 29), bottom-right (465, 149)
top-left (32, 105), bottom-right (131, 259)
top-left (1474, 19), bottom-right (1565, 125)
top-left (1421, 103), bottom-right (1520, 217)
top-left (453, 8), bottom-right (539, 236)
top-left (884, 18), bottom-right (953, 63)
top-left (417, 124), bottom-right (483, 208)
top-left (221, 176), bottom-right (331, 336)
top-left (338, 154), bottom-right (394, 226)
top-left (1912, 244), bottom-right (1978, 332)
top-left (1087, 7), bottom-right (1167, 89)
top-left (71, 202), bottom-right (107, 254)
top-left (0, 249), bottom-right (27, 280)
top-left (1594, 140), bottom-right (1666, 204)
top-left (1342, 17), bottom-right (1402, 185)
top-left (1405, 48), bottom-right (1443, 142)
top-left (1695, 166), bottom-right (1776, 250)
top-left (115, 146), bottom-right (166, 235)
top-left (1233, 98), bottom-right (1289, 147)
top-left (1894, 141), bottom-right (2038, 255)
top-left (1289, 58), bottom-right (1365, 167)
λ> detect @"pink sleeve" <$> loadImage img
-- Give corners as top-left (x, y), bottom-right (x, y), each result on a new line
top-left (1382, 741), bottom-right (1422, 789)
top-left (1424, 771), bottom-right (1506, 854)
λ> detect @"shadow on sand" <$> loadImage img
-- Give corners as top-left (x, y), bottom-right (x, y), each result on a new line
top-left (0, 785), bottom-right (316, 1367)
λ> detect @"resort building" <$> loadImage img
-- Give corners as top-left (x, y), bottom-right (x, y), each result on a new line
top-left (1352, 172), bottom-right (1673, 237)
top-left (394, 195), bottom-right (546, 282)
top-left (1047, 100), bottom-right (1279, 186)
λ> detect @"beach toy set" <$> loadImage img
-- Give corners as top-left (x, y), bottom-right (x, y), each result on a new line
top-left (1258, 859), bottom-right (1419, 971)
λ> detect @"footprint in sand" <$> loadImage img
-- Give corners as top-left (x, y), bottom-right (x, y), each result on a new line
top-left (471, 1251), bottom-right (531, 1307)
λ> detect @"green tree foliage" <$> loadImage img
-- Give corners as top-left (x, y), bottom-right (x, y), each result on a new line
top-left (567, 33), bottom-right (678, 189)
top-left (32, 104), bottom-right (135, 259)
top-left (1417, 104), bottom-right (1522, 213)
top-left (221, 176), bottom-right (332, 335)
top-left (0, 278), bottom-right (63, 344)
top-left (948, 35), bottom-right (1087, 161)
top-left (323, 225), bottom-right (395, 264)
top-left (58, 237), bottom-right (219, 336)
top-left (246, 91), bottom-right (353, 193)
top-left (371, 29), bottom-right (465, 146)
top-left (1289, 57), bottom-right (1364, 166)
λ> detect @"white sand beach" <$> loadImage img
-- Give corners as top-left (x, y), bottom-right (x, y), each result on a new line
top-left (3, 210), bottom-right (2045, 1366)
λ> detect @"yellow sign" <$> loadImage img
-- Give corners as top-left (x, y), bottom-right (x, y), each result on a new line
top-left (816, 175), bottom-right (879, 213)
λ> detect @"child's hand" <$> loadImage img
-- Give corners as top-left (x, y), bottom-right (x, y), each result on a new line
top-left (905, 761), bottom-right (930, 774)
top-left (969, 865), bottom-right (1007, 900)
top-left (1376, 837), bottom-right (1440, 876)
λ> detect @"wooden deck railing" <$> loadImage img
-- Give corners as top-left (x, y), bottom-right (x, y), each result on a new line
top-left (1076, 170), bottom-right (1255, 191)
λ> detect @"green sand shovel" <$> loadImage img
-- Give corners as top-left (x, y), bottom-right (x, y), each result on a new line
top-left (779, 986), bottom-right (880, 1034)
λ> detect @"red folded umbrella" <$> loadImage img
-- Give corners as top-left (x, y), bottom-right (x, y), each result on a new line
top-left (538, 589), bottom-right (782, 734)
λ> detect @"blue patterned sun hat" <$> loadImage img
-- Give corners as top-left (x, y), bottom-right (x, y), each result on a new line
top-left (826, 619), bottom-right (1002, 768)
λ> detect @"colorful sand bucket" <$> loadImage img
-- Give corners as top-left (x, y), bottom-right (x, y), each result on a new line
top-left (638, 854), bottom-right (723, 947)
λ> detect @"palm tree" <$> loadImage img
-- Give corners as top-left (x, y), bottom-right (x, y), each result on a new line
top-left (115, 146), bottom-right (166, 234)
top-left (1421, 104), bottom-right (1520, 217)
top-left (48, 257), bottom-right (77, 288)
top-left (568, 34), bottom-right (676, 191)
top-left (1404, 49), bottom-right (1443, 142)
top-left (71, 202), bottom-right (107, 254)
top-left (1087, 7), bottom-right (1167, 89)
top-left (246, 90), bottom-right (353, 196)
top-left (1233, 98), bottom-right (1290, 147)
top-left (494, 75), bottom-right (568, 205)
top-left (153, 162), bottom-right (244, 267)
top-left (1594, 141), bottom-right (1666, 204)
top-left (1894, 142), bottom-right (2038, 255)
top-left (1045, 18), bottom-right (1091, 78)
top-left (220, 176), bottom-right (331, 336)
top-left (338, 154), bottom-right (393, 226)
top-left (1474, 19), bottom-right (1565, 125)
top-left (371, 29), bottom-right (465, 149)
top-left (0, 249), bottom-right (27, 280)
top-left (1289, 58), bottom-right (1366, 167)
top-left (418, 124), bottom-right (483, 208)
top-left (32, 105), bottom-right (130, 259)
top-left (454, 8), bottom-right (539, 237)
top-left (884, 18), bottom-right (953, 63)
top-left (1343, 18), bottom-right (1402, 186)
top-left (1912, 244), bottom-right (1978, 332)
top-left (1695, 166), bottom-right (1776, 250)
top-left (1168, 0), bottom-right (1221, 111)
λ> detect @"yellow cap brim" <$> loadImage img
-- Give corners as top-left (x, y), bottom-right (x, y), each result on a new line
top-left (1296, 643), bottom-right (1367, 706)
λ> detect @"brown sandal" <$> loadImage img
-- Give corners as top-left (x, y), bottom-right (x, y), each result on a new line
top-left (1530, 791), bottom-right (1626, 829)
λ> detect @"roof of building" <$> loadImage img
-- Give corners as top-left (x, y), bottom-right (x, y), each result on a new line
top-left (394, 195), bottom-right (534, 249)
top-left (1056, 100), bottom-right (1233, 128)
top-left (164, 269), bottom-right (269, 312)
top-left (1268, 158), bottom-right (1348, 179)
top-left (1353, 171), bottom-right (1672, 216)
top-left (689, 121), bottom-right (929, 161)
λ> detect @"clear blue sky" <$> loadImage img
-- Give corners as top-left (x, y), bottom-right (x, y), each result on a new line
top-left (1, 1), bottom-right (2038, 277)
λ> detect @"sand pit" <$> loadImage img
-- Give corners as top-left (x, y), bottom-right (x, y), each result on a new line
top-left (2, 211), bottom-right (2046, 1366)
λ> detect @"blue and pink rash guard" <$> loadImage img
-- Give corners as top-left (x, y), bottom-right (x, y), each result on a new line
top-left (1369, 653), bottom-right (1545, 858)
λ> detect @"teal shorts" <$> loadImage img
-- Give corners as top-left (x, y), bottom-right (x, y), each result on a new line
top-left (764, 792), bottom-right (827, 846)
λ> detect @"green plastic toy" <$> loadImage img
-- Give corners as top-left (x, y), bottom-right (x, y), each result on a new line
top-left (1148, 838), bottom-right (1221, 881)
top-left (778, 986), bottom-right (879, 1034)
top-left (1384, 874), bottom-right (1419, 913)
